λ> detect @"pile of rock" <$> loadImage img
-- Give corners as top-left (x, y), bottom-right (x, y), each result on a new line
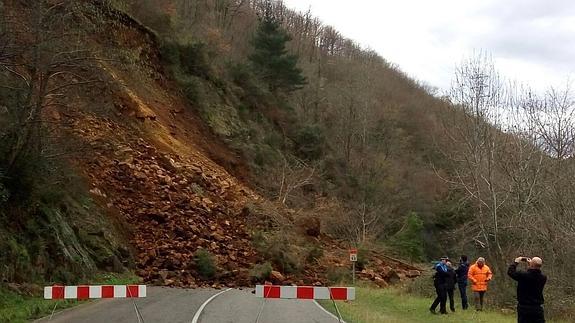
top-left (84, 130), bottom-right (259, 287)
top-left (359, 266), bottom-right (421, 288)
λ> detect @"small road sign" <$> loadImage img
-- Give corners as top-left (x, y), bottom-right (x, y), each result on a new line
top-left (349, 249), bottom-right (358, 262)
top-left (350, 248), bottom-right (358, 286)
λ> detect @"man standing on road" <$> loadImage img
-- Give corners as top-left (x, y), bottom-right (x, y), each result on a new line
top-left (455, 255), bottom-right (470, 310)
top-left (468, 257), bottom-right (493, 311)
top-left (508, 256), bottom-right (547, 323)
top-left (430, 257), bottom-right (449, 314)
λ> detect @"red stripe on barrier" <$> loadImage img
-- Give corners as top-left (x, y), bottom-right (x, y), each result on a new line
top-left (102, 285), bottom-right (114, 298)
top-left (297, 286), bottom-right (314, 299)
top-left (52, 286), bottom-right (65, 299)
top-left (264, 285), bottom-right (281, 298)
top-left (127, 285), bottom-right (139, 298)
top-left (77, 286), bottom-right (90, 300)
top-left (330, 287), bottom-right (347, 300)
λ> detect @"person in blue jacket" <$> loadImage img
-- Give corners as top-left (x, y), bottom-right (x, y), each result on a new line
top-left (455, 255), bottom-right (470, 310)
top-left (430, 256), bottom-right (449, 314)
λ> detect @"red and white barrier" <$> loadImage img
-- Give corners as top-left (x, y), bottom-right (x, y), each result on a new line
top-left (255, 285), bottom-right (355, 300)
top-left (44, 285), bottom-right (147, 300)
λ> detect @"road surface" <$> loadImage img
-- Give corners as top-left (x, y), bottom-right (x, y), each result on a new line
top-left (36, 287), bottom-right (343, 323)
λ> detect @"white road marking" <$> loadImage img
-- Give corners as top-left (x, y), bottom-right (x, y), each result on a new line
top-left (313, 300), bottom-right (347, 323)
top-left (191, 288), bottom-right (232, 323)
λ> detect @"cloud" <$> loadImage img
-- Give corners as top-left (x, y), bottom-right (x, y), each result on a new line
top-left (282, 0), bottom-right (575, 91)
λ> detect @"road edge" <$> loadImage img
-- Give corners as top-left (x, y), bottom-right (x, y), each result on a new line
top-left (313, 300), bottom-right (347, 323)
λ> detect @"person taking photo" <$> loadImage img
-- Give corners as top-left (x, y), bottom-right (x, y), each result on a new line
top-left (508, 256), bottom-right (547, 323)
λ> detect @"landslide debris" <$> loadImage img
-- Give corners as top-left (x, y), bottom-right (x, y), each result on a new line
top-left (74, 113), bottom-right (258, 288)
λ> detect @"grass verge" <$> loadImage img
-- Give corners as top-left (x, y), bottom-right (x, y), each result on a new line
top-left (319, 286), bottom-right (553, 323)
top-left (0, 272), bottom-right (139, 323)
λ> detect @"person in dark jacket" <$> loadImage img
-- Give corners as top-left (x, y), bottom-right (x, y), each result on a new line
top-left (445, 261), bottom-right (457, 312)
top-left (455, 255), bottom-right (470, 309)
top-left (430, 257), bottom-right (449, 314)
top-left (508, 256), bottom-right (547, 323)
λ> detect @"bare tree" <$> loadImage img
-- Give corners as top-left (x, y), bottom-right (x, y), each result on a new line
top-left (439, 53), bottom-right (510, 263)
top-left (276, 155), bottom-right (315, 205)
top-left (1, 1), bottom-right (101, 178)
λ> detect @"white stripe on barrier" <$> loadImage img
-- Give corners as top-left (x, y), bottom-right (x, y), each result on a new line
top-left (280, 286), bottom-right (297, 299)
top-left (138, 284), bottom-right (146, 298)
top-left (89, 286), bottom-right (101, 299)
top-left (315, 287), bottom-right (330, 300)
top-left (347, 288), bottom-right (355, 301)
top-left (64, 286), bottom-right (77, 299)
top-left (114, 285), bottom-right (126, 298)
top-left (44, 287), bottom-right (52, 300)
top-left (255, 285), bottom-right (264, 298)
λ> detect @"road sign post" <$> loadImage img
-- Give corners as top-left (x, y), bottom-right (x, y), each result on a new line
top-left (349, 249), bottom-right (358, 285)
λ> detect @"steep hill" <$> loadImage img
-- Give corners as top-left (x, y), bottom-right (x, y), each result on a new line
top-left (1, 0), bottom-right (447, 289)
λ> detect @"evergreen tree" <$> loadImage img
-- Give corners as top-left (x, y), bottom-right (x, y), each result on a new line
top-left (249, 6), bottom-right (306, 93)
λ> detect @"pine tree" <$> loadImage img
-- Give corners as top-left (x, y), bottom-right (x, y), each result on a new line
top-left (249, 6), bottom-right (306, 93)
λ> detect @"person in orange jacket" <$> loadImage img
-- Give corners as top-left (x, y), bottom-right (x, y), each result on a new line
top-left (468, 257), bottom-right (493, 311)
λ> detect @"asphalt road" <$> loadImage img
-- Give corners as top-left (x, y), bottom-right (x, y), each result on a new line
top-left (36, 287), bottom-right (342, 323)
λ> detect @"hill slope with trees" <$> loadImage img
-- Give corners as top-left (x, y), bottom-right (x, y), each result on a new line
top-left (1, 0), bottom-right (574, 319)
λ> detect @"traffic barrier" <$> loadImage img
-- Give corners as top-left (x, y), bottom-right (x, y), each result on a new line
top-left (44, 285), bottom-right (147, 300)
top-left (255, 285), bottom-right (355, 300)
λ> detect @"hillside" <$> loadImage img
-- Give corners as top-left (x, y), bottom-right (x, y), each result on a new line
top-left (0, 0), bottom-right (437, 289)
top-left (3, 1), bottom-right (574, 320)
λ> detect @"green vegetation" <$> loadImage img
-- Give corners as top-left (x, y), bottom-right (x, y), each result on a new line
top-left (249, 262), bottom-right (273, 282)
top-left (326, 267), bottom-right (351, 285)
top-left (0, 1), bottom-right (131, 287)
top-left (0, 272), bottom-right (139, 323)
top-left (194, 249), bottom-right (217, 280)
top-left (0, 287), bottom-right (78, 323)
top-left (320, 287), bottom-right (527, 323)
top-left (252, 232), bottom-right (301, 274)
top-left (249, 5), bottom-right (306, 93)
top-left (389, 212), bottom-right (425, 262)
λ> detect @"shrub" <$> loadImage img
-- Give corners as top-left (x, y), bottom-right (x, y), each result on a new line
top-left (356, 248), bottom-right (369, 271)
top-left (404, 273), bottom-right (435, 298)
top-left (389, 212), bottom-right (425, 262)
top-left (179, 75), bottom-right (204, 105)
top-left (252, 232), bottom-right (300, 274)
top-left (326, 267), bottom-right (349, 284)
top-left (161, 42), bottom-right (212, 79)
top-left (228, 62), bottom-right (267, 106)
top-left (194, 249), bottom-right (216, 279)
top-left (293, 125), bottom-right (324, 160)
top-left (249, 262), bottom-right (272, 282)
top-left (306, 245), bottom-right (324, 264)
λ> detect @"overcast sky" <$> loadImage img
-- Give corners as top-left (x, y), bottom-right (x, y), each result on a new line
top-left (282, 0), bottom-right (575, 93)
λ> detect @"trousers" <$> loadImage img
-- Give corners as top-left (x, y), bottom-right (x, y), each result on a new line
top-left (457, 282), bottom-right (468, 309)
top-left (517, 305), bottom-right (545, 323)
top-left (474, 291), bottom-right (486, 310)
top-left (430, 284), bottom-right (447, 314)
